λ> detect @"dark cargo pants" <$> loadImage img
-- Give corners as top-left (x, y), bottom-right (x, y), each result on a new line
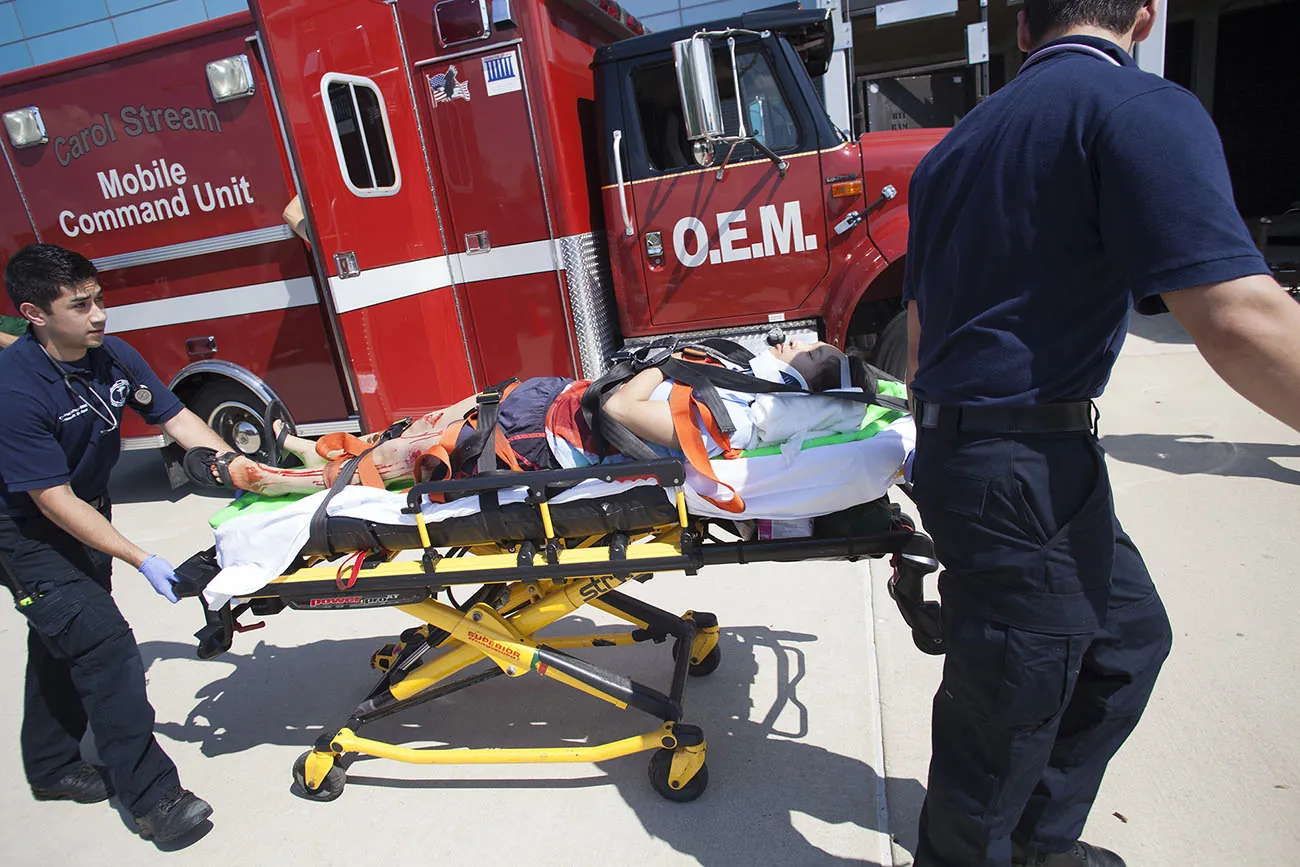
top-left (910, 428), bottom-right (1172, 867)
top-left (0, 504), bottom-right (180, 817)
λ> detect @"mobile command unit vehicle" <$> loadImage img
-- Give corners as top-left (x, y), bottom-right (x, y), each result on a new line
top-left (0, 0), bottom-right (940, 479)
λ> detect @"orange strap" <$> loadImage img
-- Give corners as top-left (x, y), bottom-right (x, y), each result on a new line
top-left (412, 418), bottom-right (470, 499)
top-left (668, 382), bottom-right (746, 513)
top-left (316, 432), bottom-right (385, 489)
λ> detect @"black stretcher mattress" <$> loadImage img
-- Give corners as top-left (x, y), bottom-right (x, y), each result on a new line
top-left (302, 487), bottom-right (680, 557)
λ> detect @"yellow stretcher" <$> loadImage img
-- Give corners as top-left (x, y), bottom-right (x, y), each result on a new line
top-left (175, 459), bottom-right (939, 803)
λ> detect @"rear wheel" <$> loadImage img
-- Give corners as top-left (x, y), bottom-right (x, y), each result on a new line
top-left (871, 311), bottom-right (908, 382)
top-left (291, 751), bottom-right (346, 802)
top-left (188, 380), bottom-right (276, 465)
top-left (647, 749), bottom-right (709, 802)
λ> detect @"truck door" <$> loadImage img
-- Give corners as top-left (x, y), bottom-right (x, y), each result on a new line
top-left (618, 40), bottom-right (830, 328)
top-left (254, 0), bottom-right (476, 426)
top-left (421, 47), bottom-right (577, 384)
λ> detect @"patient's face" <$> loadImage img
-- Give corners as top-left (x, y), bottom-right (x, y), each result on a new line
top-left (770, 339), bottom-right (824, 365)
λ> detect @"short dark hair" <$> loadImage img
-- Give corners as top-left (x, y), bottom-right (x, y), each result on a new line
top-left (4, 244), bottom-right (98, 314)
top-left (1024, 0), bottom-right (1147, 43)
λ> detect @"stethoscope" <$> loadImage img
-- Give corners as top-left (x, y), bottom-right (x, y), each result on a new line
top-left (40, 342), bottom-right (153, 434)
top-left (1019, 42), bottom-right (1124, 74)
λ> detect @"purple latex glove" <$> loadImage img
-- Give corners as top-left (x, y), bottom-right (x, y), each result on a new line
top-left (903, 449), bottom-right (916, 484)
top-left (139, 555), bottom-right (179, 603)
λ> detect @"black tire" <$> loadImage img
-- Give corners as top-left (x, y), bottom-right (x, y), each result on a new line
top-left (647, 748), bottom-right (709, 803)
top-left (291, 751), bottom-right (346, 802)
top-left (871, 310), bottom-right (908, 381)
top-left (671, 641), bottom-right (722, 677)
top-left (187, 380), bottom-right (277, 465)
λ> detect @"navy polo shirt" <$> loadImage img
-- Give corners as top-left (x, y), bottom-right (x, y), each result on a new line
top-left (0, 333), bottom-right (182, 515)
top-left (903, 35), bottom-right (1270, 406)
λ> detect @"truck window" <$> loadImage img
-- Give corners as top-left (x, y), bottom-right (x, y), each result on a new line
top-left (322, 74), bottom-right (401, 197)
top-left (632, 47), bottom-right (799, 174)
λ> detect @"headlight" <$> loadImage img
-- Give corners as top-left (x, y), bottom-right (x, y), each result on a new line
top-left (206, 55), bottom-right (255, 103)
top-left (3, 107), bottom-right (47, 149)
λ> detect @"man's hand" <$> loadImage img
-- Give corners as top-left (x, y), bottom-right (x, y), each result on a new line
top-left (1164, 273), bottom-right (1300, 432)
top-left (139, 555), bottom-right (180, 603)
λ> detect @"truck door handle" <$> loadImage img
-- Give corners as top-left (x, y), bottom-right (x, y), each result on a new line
top-left (833, 184), bottom-right (898, 236)
top-left (612, 129), bottom-right (635, 237)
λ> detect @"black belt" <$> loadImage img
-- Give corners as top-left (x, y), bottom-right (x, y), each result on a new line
top-left (915, 401), bottom-right (1095, 435)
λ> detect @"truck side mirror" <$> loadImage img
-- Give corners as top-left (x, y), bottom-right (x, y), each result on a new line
top-left (673, 37), bottom-right (724, 152)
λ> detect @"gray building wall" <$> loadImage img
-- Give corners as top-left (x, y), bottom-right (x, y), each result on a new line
top-left (0, 0), bottom-right (248, 76)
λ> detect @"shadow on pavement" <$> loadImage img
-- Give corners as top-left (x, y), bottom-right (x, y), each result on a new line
top-left (1127, 313), bottom-right (1193, 345)
top-left (1101, 433), bottom-right (1300, 485)
top-left (143, 619), bottom-right (924, 866)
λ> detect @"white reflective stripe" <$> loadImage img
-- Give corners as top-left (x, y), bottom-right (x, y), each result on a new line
top-left (328, 256), bottom-right (455, 314)
top-left (92, 225), bottom-right (297, 273)
top-left (327, 235), bottom-right (577, 314)
top-left (450, 238), bottom-right (559, 285)
top-left (105, 276), bottom-right (318, 334)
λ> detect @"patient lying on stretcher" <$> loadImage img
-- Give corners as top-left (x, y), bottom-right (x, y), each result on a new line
top-left (187, 340), bottom-right (893, 502)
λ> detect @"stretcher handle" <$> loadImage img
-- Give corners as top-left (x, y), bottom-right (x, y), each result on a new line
top-left (402, 459), bottom-right (687, 513)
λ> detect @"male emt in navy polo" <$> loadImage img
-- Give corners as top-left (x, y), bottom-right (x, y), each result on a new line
top-left (0, 244), bottom-right (238, 844)
top-left (902, 1), bottom-right (1300, 865)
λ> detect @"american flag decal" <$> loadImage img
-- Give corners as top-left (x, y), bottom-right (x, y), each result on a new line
top-left (430, 65), bottom-right (470, 104)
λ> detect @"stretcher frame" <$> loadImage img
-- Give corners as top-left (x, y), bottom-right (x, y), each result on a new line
top-left (176, 459), bottom-right (938, 803)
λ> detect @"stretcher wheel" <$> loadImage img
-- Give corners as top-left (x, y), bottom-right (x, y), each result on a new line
top-left (647, 749), bottom-right (709, 803)
top-left (672, 642), bottom-right (722, 677)
top-left (291, 751), bottom-right (346, 802)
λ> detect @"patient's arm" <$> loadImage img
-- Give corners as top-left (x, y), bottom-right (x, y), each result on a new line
top-left (602, 368), bottom-right (679, 448)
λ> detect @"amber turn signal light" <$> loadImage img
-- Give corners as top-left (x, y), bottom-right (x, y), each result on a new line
top-left (831, 180), bottom-right (864, 199)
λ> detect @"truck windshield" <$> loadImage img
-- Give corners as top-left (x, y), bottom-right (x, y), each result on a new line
top-left (633, 45), bottom-right (798, 173)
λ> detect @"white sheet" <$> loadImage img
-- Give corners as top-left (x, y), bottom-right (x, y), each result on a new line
top-left (204, 416), bottom-right (914, 609)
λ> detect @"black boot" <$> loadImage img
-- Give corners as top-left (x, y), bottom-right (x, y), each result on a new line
top-left (31, 762), bottom-right (113, 804)
top-left (1013, 841), bottom-right (1127, 867)
top-left (134, 786), bottom-right (213, 842)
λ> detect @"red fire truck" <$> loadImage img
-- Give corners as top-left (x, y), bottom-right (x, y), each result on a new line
top-left (0, 0), bottom-right (940, 480)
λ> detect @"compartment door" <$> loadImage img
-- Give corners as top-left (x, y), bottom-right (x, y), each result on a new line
top-left (422, 47), bottom-right (577, 384)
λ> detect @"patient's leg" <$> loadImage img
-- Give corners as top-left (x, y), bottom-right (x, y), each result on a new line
top-left (273, 420), bottom-right (328, 468)
top-left (224, 395), bottom-right (480, 495)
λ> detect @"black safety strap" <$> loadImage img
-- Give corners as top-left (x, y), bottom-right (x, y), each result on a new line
top-left (445, 378), bottom-right (517, 479)
top-left (306, 418), bottom-right (415, 556)
top-left (657, 357), bottom-right (910, 412)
